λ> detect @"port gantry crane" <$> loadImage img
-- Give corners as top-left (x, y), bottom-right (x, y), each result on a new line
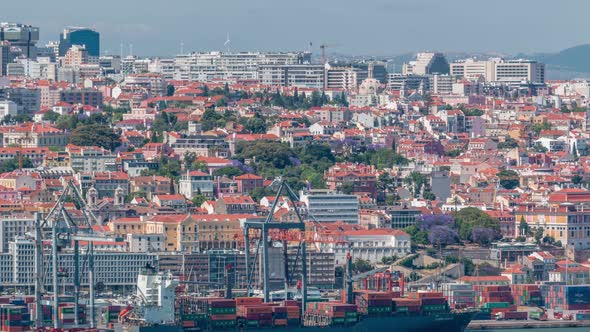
top-left (244, 177), bottom-right (324, 316)
top-left (244, 179), bottom-right (321, 313)
top-left (32, 180), bottom-right (122, 330)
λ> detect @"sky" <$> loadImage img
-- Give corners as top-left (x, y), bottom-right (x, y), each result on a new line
top-left (4, 0), bottom-right (590, 57)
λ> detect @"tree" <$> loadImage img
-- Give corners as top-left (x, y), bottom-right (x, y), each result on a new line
top-left (244, 116), bottom-right (267, 134)
top-left (531, 121), bottom-right (551, 136)
top-left (200, 85), bottom-right (210, 97)
top-left (352, 258), bottom-right (374, 274)
top-left (445, 149), bottom-right (463, 157)
top-left (0, 157), bottom-right (33, 173)
top-left (518, 216), bottom-right (530, 237)
top-left (339, 182), bottom-right (354, 194)
top-left (212, 166), bottom-right (245, 178)
top-left (215, 97), bottom-right (228, 107)
top-left (55, 114), bottom-right (79, 130)
top-left (497, 169), bottom-right (519, 189)
top-left (572, 175), bottom-right (583, 185)
top-left (249, 187), bottom-right (276, 202)
top-left (534, 227), bottom-right (544, 244)
top-left (404, 172), bottom-right (427, 198)
top-left (428, 226), bottom-right (459, 247)
top-left (471, 227), bottom-right (497, 246)
top-left (498, 137), bottom-right (519, 149)
top-left (381, 256), bottom-right (398, 265)
top-left (453, 207), bottom-right (500, 242)
top-left (192, 194), bottom-right (208, 207)
top-left (463, 109), bottom-right (484, 116)
top-left (404, 225), bottom-right (429, 246)
top-left (200, 109), bottom-right (225, 131)
top-left (235, 141), bottom-right (295, 170)
top-left (166, 85), bottom-right (175, 96)
top-left (69, 124), bottom-right (121, 150)
top-left (42, 110), bottom-right (60, 122)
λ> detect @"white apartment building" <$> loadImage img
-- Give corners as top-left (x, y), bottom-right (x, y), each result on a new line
top-left (325, 65), bottom-right (359, 90)
top-left (403, 52), bottom-right (449, 75)
top-left (173, 51), bottom-right (310, 82)
top-left (319, 229), bottom-right (411, 264)
top-left (127, 233), bottom-right (165, 253)
top-left (5, 238), bottom-right (157, 287)
top-left (300, 189), bottom-right (359, 224)
top-left (0, 214), bottom-right (34, 253)
top-left (0, 100), bottom-right (18, 120)
top-left (430, 74), bottom-right (454, 95)
top-left (148, 58), bottom-right (175, 80)
top-left (178, 170), bottom-right (215, 199)
top-left (123, 73), bottom-right (166, 96)
top-left (258, 64), bottom-right (325, 89)
top-left (68, 146), bottom-right (117, 173)
top-left (450, 58), bottom-right (545, 84)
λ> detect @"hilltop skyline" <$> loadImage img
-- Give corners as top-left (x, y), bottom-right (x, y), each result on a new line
top-left (5, 0), bottom-right (590, 56)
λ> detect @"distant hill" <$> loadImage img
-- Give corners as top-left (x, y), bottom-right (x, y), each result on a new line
top-left (535, 44), bottom-right (590, 74)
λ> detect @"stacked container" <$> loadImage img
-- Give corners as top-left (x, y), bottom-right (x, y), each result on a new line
top-left (237, 305), bottom-right (273, 328)
top-left (543, 285), bottom-right (590, 310)
top-left (481, 302), bottom-right (517, 317)
top-left (354, 291), bottom-right (394, 316)
top-left (511, 284), bottom-right (543, 306)
top-left (392, 298), bottom-right (421, 314)
top-left (0, 305), bottom-right (30, 332)
top-left (180, 313), bottom-right (207, 330)
top-left (308, 302), bottom-right (357, 325)
top-left (474, 285), bottom-right (513, 306)
top-left (441, 283), bottom-right (476, 309)
top-left (282, 300), bottom-right (300, 325)
top-left (271, 306), bottom-right (288, 326)
top-left (208, 299), bottom-right (237, 329)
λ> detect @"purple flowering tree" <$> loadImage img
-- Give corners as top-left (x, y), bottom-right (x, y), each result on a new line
top-left (419, 214), bottom-right (454, 232)
top-left (471, 227), bottom-right (498, 246)
top-left (428, 226), bottom-right (459, 247)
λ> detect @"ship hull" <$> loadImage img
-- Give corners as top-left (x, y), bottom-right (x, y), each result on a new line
top-left (126, 311), bottom-right (474, 332)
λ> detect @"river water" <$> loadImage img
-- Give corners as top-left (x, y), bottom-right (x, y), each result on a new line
top-left (466, 328), bottom-right (588, 332)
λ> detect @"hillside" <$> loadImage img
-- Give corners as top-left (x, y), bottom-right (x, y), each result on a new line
top-left (536, 44), bottom-right (590, 74)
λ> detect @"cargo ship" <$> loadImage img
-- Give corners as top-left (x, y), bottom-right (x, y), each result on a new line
top-left (112, 265), bottom-right (476, 332)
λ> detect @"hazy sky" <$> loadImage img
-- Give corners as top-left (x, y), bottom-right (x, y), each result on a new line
top-left (5, 0), bottom-right (589, 56)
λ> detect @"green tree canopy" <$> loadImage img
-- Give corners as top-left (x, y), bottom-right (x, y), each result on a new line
top-left (453, 207), bottom-right (500, 242)
top-left (42, 110), bottom-right (60, 122)
top-left (235, 140), bottom-right (295, 169)
top-left (498, 137), bottom-right (519, 149)
top-left (68, 124), bottom-right (121, 151)
top-left (212, 166), bottom-right (245, 178)
top-left (497, 169), bottom-right (519, 189)
top-left (0, 157), bottom-right (33, 173)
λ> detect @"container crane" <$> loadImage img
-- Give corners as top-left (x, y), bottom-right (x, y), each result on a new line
top-left (32, 180), bottom-right (123, 330)
top-left (244, 179), bottom-right (310, 312)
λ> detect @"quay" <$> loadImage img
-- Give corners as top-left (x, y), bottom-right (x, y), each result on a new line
top-left (467, 319), bottom-right (590, 330)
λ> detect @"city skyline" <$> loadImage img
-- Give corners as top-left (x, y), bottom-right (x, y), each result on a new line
top-left (5, 0), bottom-right (590, 56)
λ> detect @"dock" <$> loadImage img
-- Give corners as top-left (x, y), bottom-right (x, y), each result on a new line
top-left (467, 319), bottom-right (590, 330)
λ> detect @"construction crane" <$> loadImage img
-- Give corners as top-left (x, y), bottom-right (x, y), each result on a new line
top-left (319, 43), bottom-right (339, 65)
top-left (32, 180), bottom-right (123, 330)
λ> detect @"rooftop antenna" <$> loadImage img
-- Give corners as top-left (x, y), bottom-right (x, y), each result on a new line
top-left (129, 43), bottom-right (133, 57)
top-left (224, 33), bottom-right (231, 53)
top-left (180, 41), bottom-right (184, 55)
top-left (120, 42), bottom-right (123, 59)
